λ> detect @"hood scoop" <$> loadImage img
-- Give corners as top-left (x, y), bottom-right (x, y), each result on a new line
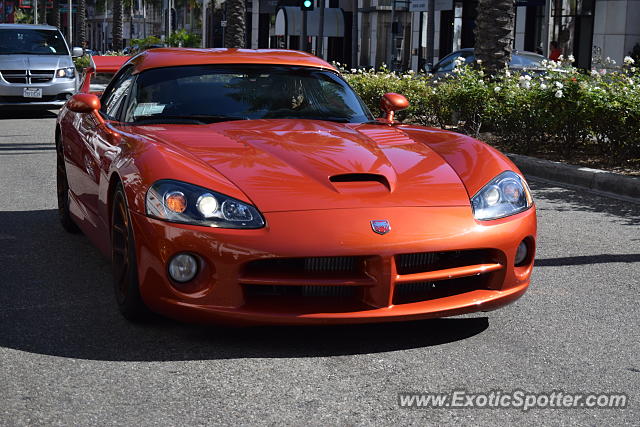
top-left (329, 173), bottom-right (393, 194)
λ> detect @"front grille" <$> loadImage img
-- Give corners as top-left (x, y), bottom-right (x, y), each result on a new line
top-left (396, 249), bottom-right (497, 275)
top-left (0, 69), bottom-right (54, 84)
top-left (243, 256), bottom-right (363, 276)
top-left (393, 276), bottom-right (489, 305)
top-left (244, 284), bottom-right (356, 298)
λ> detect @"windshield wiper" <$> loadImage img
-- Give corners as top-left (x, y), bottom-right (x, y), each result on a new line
top-left (133, 114), bottom-right (247, 125)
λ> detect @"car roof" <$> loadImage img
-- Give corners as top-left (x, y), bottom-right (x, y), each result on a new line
top-left (0, 23), bottom-right (59, 31)
top-left (129, 48), bottom-right (338, 73)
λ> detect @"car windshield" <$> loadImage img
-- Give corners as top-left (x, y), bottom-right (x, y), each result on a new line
top-left (509, 53), bottom-right (544, 68)
top-left (0, 29), bottom-right (69, 55)
top-left (125, 65), bottom-right (374, 124)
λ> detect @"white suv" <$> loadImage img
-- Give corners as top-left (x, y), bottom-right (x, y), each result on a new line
top-left (0, 24), bottom-right (83, 109)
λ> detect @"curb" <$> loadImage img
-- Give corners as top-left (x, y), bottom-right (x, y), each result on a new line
top-left (506, 153), bottom-right (640, 203)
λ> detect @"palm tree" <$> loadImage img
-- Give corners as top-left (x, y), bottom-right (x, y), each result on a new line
top-left (51, 0), bottom-right (61, 28)
top-left (473, 0), bottom-right (516, 76)
top-left (224, 0), bottom-right (245, 48)
top-left (112, 0), bottom-right (123, 50)
top-left (77, 0), bottom-right (87, 48)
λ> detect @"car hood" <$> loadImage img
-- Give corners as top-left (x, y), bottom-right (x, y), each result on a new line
top-left (0, 54), bottom-right (73, 70)
top-left (131, 120), bottom-right (471, 212)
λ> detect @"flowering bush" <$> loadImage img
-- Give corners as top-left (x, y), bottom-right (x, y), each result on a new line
top-left (341, 57), bottom-right (640, 162)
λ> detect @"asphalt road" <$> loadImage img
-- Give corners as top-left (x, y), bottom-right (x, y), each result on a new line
top-left (0, 110), bottom-right (638, 426)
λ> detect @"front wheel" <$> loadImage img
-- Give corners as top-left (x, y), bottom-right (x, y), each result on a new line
top-left (111, 183), bottom-right (147, 321)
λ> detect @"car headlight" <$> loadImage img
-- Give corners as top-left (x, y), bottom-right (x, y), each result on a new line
top-left (56, 67), bottom-right (75, 79)
top-left (471, 171), bottom-right (533, 221)
top-left (145, 180), bottom-right (265, 229)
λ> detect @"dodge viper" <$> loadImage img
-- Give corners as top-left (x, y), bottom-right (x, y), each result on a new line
top-left (56, 48), bottom-right (536, 324)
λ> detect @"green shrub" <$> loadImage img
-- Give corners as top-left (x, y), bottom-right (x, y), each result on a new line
top-left (342, 59), bottom-right (640, 161)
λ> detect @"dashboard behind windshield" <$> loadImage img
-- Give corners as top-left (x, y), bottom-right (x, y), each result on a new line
top-left (0, 28), bottom-right (69, 55)
top-left (122, 65), bottom-right (374, 124)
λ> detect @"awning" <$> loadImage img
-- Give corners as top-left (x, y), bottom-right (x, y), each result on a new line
top-left (275, 7), bottom-right (345, 37)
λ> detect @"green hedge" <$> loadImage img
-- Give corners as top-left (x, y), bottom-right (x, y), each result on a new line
top-left (342, 58), bottom-right (640, 161)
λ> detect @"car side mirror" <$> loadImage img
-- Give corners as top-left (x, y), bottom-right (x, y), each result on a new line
top-left (72, 47), bottom-right (84, 57)
top-left (68, 93), bottom-right (101, 114)
top-left (380, 93), bottom-right (409, 123)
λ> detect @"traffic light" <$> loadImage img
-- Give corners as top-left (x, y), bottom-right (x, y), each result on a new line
top-left (300, 0), bottom-right (314, 11)
top-left (170, 7), bottom-right (177, 31)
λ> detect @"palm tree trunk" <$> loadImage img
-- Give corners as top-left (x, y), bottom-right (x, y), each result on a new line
top-left (474, 0), bottom-right (516, 76)
top-left (52, 0), bottom-right (61, 28)
top-left (77, 0), bottom-right (87, 48)
top-left (224, 0), bottom-right (245, 48)
top-left (112, 0), bottom-right (123, 51)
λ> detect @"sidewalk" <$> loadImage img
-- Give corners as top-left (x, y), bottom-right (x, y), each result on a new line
top-left (507, 153), bottom-right (640, 203)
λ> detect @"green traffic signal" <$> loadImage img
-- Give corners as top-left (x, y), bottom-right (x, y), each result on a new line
top-left (301, 0), bottom-right (314, 11)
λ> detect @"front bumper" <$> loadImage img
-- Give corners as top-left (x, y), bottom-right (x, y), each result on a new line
top-left (130, 206), bottom-right (537, 325)
top-left (0, 78), bottom-right (76, 109)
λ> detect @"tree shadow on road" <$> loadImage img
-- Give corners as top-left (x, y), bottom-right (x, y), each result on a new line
top-left (0, 209), bottom-right (489, 362)
top-left (529, 179), bottom-right (640, 226)
top-left (536, 254), bottom-right (640, 266)
top-left (0, 110), bottom-right (57, 120)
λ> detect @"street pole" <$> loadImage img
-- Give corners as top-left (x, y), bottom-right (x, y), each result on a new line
top-left (387, 0), bottom-right (395, 69)
top-left (351, 0), bottom-right (358, 68)
top-left (103, 0), bottom-right (107, 52)
top-left (302, 9), bottom-right (307, 52)
top-left (34, 0), bottom-right (38, 24)
top-left (68, 0), bottom-right (72, 46)
top-left (202, 0), bottom-right (208, 48)
top-left (426, 0), bottom-right (434, 68)
top-left (317, 0), bottom-right (325, 59)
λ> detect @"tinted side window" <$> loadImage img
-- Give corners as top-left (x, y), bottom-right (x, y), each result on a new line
top-left (100, 67), bottom-right (135, 120)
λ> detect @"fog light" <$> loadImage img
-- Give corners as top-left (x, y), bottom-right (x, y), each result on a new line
top-left (168, 253), bottom-right (198, 283)
top-left (515, 241), bottom-right (528, 266)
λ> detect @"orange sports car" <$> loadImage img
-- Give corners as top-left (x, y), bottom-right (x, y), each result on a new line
top-left (56, 49), bottom-right (536, 325)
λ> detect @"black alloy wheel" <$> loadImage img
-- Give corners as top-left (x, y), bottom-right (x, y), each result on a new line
top-left (111, 183), bottom-right (147, 320)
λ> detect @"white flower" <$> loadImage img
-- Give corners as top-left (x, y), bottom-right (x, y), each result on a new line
top-left (505, 70), bottom-right (511, 77)
top-left (408, 69), bottom-right (415, 74)
top-left (590, 69), bottom-right (599, 76)
top-left (567, 54), bottom-right (575, 63)
top-left (520, 81), bottom-right (531, 89)
top-left (350, 69), bottom-right (356, 73)
top-left (524, 74), bottom-right (532, 81)
top-left (558, 54), bottom-right (564, 61)
top-left (476, 59), bottom-right (483, 64)
top-left (555, 90), bottom-right (563, 98)
top-left (555, 81), bottom-right (564, 89)
top-left (540, 83), bottom-right (548, 90)
top-left (494, 86), bottom-right (502, 93)
top-left (402, 74), bottom-right (411, 79)
top-left (624, 56), bottom-right (635, 65)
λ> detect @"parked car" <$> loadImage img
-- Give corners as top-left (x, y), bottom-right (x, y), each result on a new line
top-left (0, 24), bottom-right (83, 109)
top-left (57, 48), bottom-right (537, 324)
top-left (429, 48), bottom-right (548, 76)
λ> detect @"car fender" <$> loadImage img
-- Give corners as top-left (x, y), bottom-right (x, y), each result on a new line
top-left (104, 131), bottom-right (252, 218)
top-left (399, 126), bottom-right (524, 197)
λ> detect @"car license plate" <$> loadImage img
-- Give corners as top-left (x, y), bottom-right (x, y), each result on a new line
top-left (23, 88), bottom-right (42, 98)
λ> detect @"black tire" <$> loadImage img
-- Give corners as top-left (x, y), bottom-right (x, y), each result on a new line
top-left (56, 137), bottom-right (81, 234)
top-left (111, 183), bottom-right (147, 321)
